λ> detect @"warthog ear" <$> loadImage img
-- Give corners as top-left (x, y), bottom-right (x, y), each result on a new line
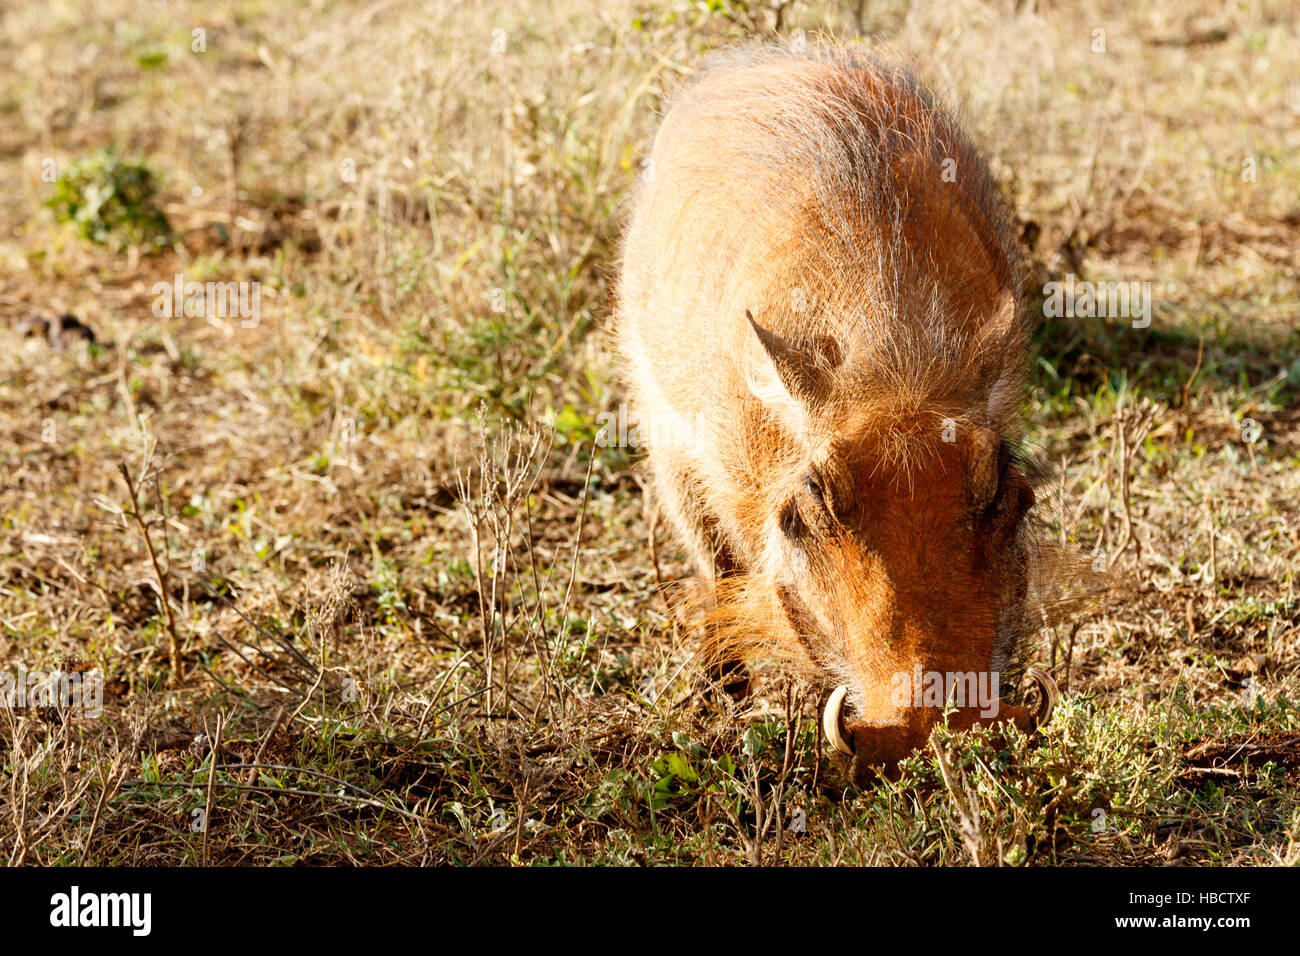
top-left (981, 290), bottom-right (1022, 423)
top-left (986, 289), bottom-right (1017, 339)
top-left (745, 310), bottom-right (841, 408)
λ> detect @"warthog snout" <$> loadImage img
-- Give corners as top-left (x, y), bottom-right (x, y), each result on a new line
top-left (823, 670), bottom-right (1061, 782)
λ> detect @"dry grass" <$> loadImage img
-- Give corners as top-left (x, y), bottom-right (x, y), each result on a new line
top-left (0, 0), bottom-right (1297, 865)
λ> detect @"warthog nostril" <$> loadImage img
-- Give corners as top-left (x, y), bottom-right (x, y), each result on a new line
top-left (822, 685), bottom-right (855, 755)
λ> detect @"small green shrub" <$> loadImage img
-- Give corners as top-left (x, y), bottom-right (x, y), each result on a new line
top-left (46, 149), bottom-right (171, 249)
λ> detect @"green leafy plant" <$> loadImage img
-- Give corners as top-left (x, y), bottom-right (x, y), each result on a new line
top-left (46, 149), bottom-right (171, 249)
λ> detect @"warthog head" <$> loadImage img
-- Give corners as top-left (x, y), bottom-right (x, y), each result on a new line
top-left (736, 304), bottom-right (1059, 784)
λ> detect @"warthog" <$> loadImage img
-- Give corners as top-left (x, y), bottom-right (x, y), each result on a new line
top-left (616, 43), bottom-right (1061, 784)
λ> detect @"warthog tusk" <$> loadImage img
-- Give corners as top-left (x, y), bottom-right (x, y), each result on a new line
top-left (1024, 667), bottom-right (1060, 724)
top-left (823, 685), bottom-right (854, 755)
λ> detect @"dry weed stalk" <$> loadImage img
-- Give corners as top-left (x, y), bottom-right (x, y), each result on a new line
top-left (3, 710), bottom-right (108, 866)
top-left (1107, 395), bottom-right (1160, 567)
top-left (455, 419), bottom-right (549, 716)
top-left (108, 435), bottom-right (184, 682)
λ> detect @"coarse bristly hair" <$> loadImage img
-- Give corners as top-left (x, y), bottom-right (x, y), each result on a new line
top-left (640, 40), bottom-right (1025, 445)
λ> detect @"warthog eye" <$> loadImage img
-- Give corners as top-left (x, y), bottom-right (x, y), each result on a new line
top-left (780, 470), bottom-right (837, 541)
top-left (804, 474), bottom-right (826, 508)
top-left (983, 446), bottom-right (1036, 526)
top-left (995, 447), bottom-right (1011, 498)
top-left (977, 442), bottom-right (1013, 516)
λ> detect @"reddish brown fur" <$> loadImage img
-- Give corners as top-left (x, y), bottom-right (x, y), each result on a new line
top-left (617, 43), bottom-right (1057, 783)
